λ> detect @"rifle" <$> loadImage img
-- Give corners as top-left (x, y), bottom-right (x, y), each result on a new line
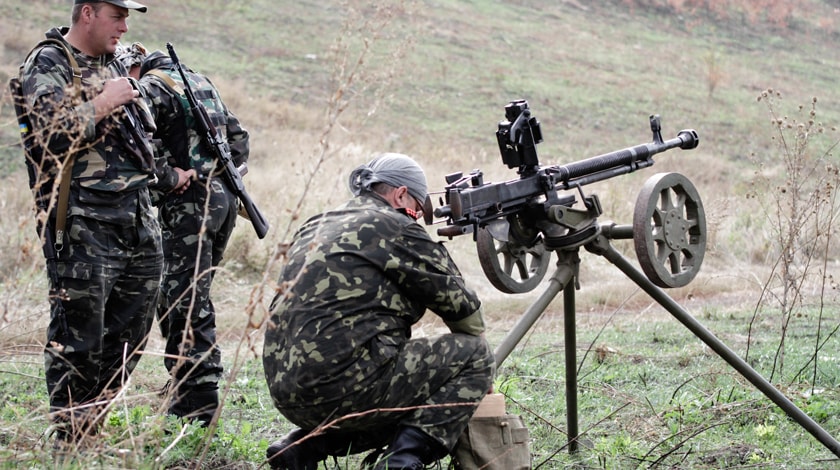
top-left (432, 99), bottom-right (699, 246)
top-left (122, 86), bottom-right (157, 175)
top-left (165, 42), bottom-right (270, 239)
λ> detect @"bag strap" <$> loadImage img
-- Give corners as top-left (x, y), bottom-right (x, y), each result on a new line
top-left (145, 69), bottom-right (182, 94)
top-left (53, 155), bottom-right (74, 251)
top-left (145, 69), bottom-right (194, 129)
top-left (25, 39), bottom-right (83, 251)
top-left (28, 39), bottom-right (83, 99)
top-left (144, 68), bottom-right (199, 168)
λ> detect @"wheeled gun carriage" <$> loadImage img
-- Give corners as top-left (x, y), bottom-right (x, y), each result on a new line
top-left (425, 100), bottom-right (840, 457)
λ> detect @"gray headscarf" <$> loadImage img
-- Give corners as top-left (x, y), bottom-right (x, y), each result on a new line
top-left (348, 153), bottom-right (428, 203)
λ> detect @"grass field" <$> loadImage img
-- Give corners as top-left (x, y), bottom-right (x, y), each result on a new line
top-left (1, 0), bottom-right (839, 468)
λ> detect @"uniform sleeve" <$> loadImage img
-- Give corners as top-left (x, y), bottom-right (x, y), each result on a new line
top-left (385, 222), bottom-right (484, 330)
top-left (444, 308), bottom-right (486, 335)
top-left (21, 47), bottom-right (97, 159)
top-left (139, 75), bottom-right (180, 193)
top-left (224, 108), bottom-right (249, 168)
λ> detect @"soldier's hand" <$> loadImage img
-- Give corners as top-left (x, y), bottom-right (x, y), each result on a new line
top-left (173, 168), bottom-right (197, 194)
top-left (93, 78), bottom-right (140, 122)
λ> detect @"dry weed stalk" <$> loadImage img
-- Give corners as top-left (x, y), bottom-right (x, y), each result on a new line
top-left (746, 89), bottom-right (840, 385)
top-left (199, 0), bottom-right (417, 466)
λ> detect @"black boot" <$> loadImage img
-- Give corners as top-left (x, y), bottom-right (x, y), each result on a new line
top-left (168, 387), bottom-right (218, 427)
top-left (373, 426), bottom-right (448, 470)
top-left (266, 428), bottom-right (328, 470)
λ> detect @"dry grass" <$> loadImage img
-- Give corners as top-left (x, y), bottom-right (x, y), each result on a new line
top-left (0, 0), bottom-right (836, 351)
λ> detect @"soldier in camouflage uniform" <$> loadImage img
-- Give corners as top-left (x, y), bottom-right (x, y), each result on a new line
top-left (17, 0), bottom-right (161, 445)
top-left (263, 154), bottom-right (495, 470)
top-left (132, 48), bottom-right (250, 426)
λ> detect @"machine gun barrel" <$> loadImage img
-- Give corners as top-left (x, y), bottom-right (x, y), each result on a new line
top-left (550, 128), bottom-right (699, 189)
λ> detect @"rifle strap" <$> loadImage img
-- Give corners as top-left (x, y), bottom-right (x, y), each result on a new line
top-left (23, 39), bottom-right (83, 250)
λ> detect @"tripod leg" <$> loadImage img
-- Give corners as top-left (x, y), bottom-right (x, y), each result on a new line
top-left (587, 233), bottom-right (840, 458)
top-left (492, 257), bottom-right (575, 367)
top-left (564, 285), bottom-right (579, 453)
top-left (493, 249), bottom-right (582, 454)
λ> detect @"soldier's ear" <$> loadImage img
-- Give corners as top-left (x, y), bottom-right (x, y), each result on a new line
top-left (81, 4), bottom-right (95, 23)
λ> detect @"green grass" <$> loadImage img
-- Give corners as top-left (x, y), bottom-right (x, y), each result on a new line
top-left (1, 304), bottom-right (837, 468)
top-left (491, 306), bottom-right (840, 468)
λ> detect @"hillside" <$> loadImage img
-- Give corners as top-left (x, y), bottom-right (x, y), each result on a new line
top-left (2, 0), bottom-right (840, 290)
top-left (0, 0), bottom-right (837, 276)
top-left (3, 1), bottom-right (840, 167)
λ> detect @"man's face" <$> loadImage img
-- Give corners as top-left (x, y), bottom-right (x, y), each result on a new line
top-left (86, 3), bottom-right (131, 56)
top-left (392, 186), bottom-right (425, 221)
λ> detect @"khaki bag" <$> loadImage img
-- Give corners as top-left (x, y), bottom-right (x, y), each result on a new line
top-left (452, 413), bottom-right (531, 470)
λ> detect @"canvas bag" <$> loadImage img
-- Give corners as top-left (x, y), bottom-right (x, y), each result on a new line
top-left (452, 413), bottom-right (531, 470)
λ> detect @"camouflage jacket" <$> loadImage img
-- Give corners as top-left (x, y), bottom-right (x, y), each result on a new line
top-left (138, 52), bottom-right (249, 194)
top-left (264, 193), bottom-right (485, 401)
top-left (19, 27), bottom-right (155, 199)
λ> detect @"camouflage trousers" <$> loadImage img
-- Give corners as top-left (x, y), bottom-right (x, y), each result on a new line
top-left (158, 177), bottom-right (236, 399)
top-left (273, 333), bottom-right (495, 453)
top-left (44, 188), bottom-right (162, 438)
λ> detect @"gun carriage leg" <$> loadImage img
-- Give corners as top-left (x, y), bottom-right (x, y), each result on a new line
top-left (562, 275), bottom-right (579, 453)
top-left (587, 228), bottom-right (840, 459)
top-left (490, 225), bottom-right (840, 458)
top-left (493, 249), bottom-right (583, 453)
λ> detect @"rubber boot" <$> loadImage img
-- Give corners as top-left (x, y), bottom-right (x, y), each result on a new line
top-left (373, 426), bottom-right (449, 470)
top-left (266, 428), bottom-right (328, 470)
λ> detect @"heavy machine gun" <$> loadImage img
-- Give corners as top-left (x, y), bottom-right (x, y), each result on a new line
top-left (430, 99), bottom-right (702, 293)
top-left (426, 100), bottom-right (840, 458)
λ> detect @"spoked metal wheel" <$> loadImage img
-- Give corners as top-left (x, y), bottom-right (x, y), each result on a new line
top-left (633, 172), bottom-right (706, 288)
top-left (476, 217), bottom-right (552, 294)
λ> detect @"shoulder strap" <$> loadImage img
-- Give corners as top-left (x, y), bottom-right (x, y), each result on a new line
top-left (24, 38), bottom-right (83, 250)
top-left (144, 68), bottom-right (197, 143)
top-left (28, 39), bottom-right (82, 100)
top-left (146, 69), bottom-right (182, 94)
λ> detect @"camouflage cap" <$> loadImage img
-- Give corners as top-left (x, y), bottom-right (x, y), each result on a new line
top-left (115, 42), bottom-right (147, 70)
top-left (74, 0), bottom-right (148, 13)
top-left (349, 153), bottom-right (428, 204)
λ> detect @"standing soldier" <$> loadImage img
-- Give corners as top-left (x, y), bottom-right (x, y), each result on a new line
top-left (125, 47), bottom-right (250, 426)
top-left (13, 0), bottom-right (161, 448)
